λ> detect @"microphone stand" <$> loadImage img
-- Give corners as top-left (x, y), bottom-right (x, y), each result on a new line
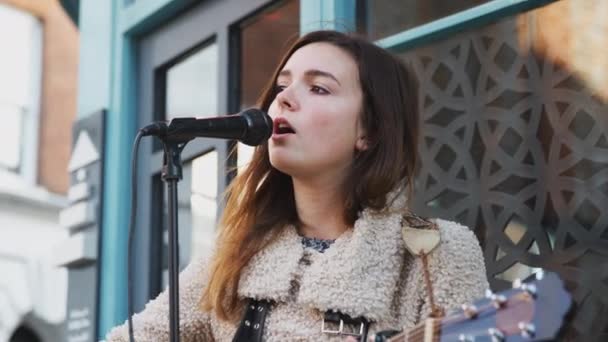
top-left (160, 138), bottom-right (190, 342)
top-left (138, 109), bottom-right (271, 342)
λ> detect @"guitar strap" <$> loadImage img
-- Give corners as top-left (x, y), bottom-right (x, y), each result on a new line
top-left (232, 298), bottom-right (272, 342)
top-left (401, 211), bottom-right (446, 319)
top-left (366, 213), bottom-right (447, 341)
top-left (322, 310), bottom-right (371, 341)
top-left (233, 299), bottom-right (372, 341)
top-left (420, 251), bottom-right (446, 318)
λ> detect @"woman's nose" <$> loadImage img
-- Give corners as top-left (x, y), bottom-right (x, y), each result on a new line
top-left (276, 86), bottom-right (298, 111)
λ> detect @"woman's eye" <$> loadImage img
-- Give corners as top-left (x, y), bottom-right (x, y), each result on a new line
top-left (311, 85), bottom-right (329, 95)
top-left (275, 85), bottom-right (286, 92)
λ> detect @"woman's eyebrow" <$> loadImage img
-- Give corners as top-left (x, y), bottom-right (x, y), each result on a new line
top-left (278, 69), bottom-right (341, 86)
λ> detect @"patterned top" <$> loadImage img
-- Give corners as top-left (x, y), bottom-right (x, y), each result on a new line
top-left (300, 236), bottom-right (335, 253)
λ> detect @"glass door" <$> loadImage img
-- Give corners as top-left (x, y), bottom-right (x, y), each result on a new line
top-left (133, 0), bottom-right (299, 310)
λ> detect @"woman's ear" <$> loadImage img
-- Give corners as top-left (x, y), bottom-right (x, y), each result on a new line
top-left (355, 113), bottom-right (368, 151)
top-left (356, 136), bottom-right (369, 151)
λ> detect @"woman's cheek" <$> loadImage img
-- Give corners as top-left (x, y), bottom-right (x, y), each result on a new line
top-left (307, 108), bottom-right (335, 129)
top-left (267, 99), bottom-right (279, 118)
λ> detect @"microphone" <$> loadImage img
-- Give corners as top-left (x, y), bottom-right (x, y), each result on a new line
top-left (140, 108), bottom-right (273, 146)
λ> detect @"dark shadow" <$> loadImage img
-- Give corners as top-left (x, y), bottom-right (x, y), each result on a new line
top-left (9, 326), bottom-right (41, 342)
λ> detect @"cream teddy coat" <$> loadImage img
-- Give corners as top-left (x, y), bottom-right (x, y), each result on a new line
top-left (106, 203), bottom-right (489, 341)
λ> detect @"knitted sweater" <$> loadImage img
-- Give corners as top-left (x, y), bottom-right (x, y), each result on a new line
top-left (106, 206), bottom-right (489, 341)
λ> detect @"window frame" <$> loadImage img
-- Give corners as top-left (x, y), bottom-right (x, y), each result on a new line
top-left (374, 0), bottom-right (559, 52)
top-left (300, 0), bottom-right (558, 51)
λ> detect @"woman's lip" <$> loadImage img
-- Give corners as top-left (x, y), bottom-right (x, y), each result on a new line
top-left (273, 117), bottom-right (295, 134)
top-left (271, 132), bottom-right (294, 140)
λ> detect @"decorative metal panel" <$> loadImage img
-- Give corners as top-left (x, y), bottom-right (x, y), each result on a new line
top-left (401, 14), bottom-right (608, 341)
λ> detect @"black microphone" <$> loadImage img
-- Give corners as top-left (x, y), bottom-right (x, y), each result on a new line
top-left (140, 108), bottom-right (273, 146)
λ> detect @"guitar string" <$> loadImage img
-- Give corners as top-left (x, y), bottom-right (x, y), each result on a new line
top-left (387, 298), bottom-right (526, 342)
top-left (405, 300), bottom-right (532, 342)
top-left (399, 309), bottom-right (493, 342)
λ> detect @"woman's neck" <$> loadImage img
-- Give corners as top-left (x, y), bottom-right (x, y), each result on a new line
top-left (292, 177), bottom-right (350, 240)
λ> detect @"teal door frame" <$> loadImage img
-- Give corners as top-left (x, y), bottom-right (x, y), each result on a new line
top-left (80, 0), bottom-right (557, 339)
top-left (78, 1), bottom-right (201, 339)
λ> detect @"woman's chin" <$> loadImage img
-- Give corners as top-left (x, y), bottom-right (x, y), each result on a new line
top-left (269, 154), bottom-right (303, 176)
top-left (269, 158), bottom-right (294, 175)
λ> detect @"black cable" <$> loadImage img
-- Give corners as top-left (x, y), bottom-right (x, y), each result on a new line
top-left (128, 130), bottom-right (145, 342)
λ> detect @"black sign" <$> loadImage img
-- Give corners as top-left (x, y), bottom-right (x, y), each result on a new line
top-left (58, 109), bottom-right (105, 342)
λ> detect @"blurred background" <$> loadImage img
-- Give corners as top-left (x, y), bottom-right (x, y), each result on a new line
top-left (0, 0), bottom-right (606, 341)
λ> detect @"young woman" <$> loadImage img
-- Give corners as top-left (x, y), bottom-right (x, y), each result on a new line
top-left (107, 30), bottom-right (488, 341)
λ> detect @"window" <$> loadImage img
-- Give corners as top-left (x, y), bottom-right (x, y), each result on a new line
top-left (153, 42), bottom-right (219, 152)
top-left (165, 44), bottom-right (218, 121)
top-left (0, 5), bottom-right (42, 183)
top-left (161, 151), bottom-right (218, 287)
top-left (0, 103), bottom-right (23, 171)
top-left (237, 0), bottom-right (300, 169)
top-left (157, 42), bottom-right (220, 284)
top-left (359, 0), bottom-right (490, 40)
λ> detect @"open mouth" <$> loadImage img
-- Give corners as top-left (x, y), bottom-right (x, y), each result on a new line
top-left (273, 118), bottom-right (295, 135)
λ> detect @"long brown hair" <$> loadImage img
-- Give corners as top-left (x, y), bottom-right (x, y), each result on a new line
top-left (201, 30), bottom-right (419, 321)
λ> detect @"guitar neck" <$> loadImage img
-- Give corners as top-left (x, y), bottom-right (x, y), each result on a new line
top-left (382, 271), bottom-right (571, 342)
top-left (387, 318), bottom-right (440, 342)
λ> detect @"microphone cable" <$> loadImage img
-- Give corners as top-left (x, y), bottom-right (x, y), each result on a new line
top-left (127, 130), bottom-right (145, 342)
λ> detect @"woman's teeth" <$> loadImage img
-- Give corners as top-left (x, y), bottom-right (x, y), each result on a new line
top-left (276, 123), bottom-right (294, 134)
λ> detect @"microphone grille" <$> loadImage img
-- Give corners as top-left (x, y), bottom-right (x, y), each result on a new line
top-left (241, 108), bottom-right (273, 146)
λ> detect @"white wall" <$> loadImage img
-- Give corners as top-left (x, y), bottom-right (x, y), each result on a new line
top-left (0, 4), bottom-right (68, 342)
top-left (0, 182), bottom-right (68, 341)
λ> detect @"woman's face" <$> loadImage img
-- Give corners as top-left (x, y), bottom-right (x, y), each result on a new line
top-left (267, 42), bottom-right (365, 181)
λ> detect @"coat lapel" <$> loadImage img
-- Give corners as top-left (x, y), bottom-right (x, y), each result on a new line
top-left (297, 209), bottom-right (406, 322)
top-left (237, 226), bottom-right (304, 303)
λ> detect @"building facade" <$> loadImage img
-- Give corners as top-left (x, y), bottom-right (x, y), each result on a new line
top-left (65, 0), bottom-right (607, 341)
top-left (0, 0), bottom-right (78, 341)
